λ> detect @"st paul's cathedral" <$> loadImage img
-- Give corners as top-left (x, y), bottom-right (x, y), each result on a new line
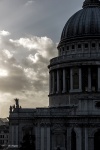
top-left (9, 0), bottom-right (100, 150)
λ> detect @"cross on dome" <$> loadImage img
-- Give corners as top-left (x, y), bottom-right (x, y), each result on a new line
top-left (83, 0), bottom-right (100, 8)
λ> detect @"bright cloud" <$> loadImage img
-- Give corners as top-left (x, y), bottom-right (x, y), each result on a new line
top-left (0, 69), bottom-right (8, 77)
top-left (0, 34), bottom-right (57, 117)
top-left (0, 30), bottom-right (10, 36)
top-left (28, 53), bottom-right (39, 63)
top-left (3, 49), bottom-right (13, 59)
top-left (9, 36), bottom-right (57, 58)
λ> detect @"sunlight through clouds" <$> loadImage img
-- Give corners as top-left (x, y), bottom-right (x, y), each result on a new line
top-left (28, 53), bottom-right (39, 63)
top-left (0, 69), bottom-right (8, 77)
top-left (9, 36), bottom-right (57, 58)
top-left (0, 33), bottom-right (57, 117)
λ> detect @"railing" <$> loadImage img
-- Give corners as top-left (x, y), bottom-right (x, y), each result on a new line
top-left (50, 52), bottom-right (100, 65)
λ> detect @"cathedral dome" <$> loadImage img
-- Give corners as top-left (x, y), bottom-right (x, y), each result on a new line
top-left (60, 0), bottom-right (100, 42)
top-left (49, 0), bottom-right (100, 108)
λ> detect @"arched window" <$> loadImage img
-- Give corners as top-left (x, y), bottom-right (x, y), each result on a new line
top-left (71, 130), bottom-right (76, 150)
top-left (94, 130), bottom-right (100, 150)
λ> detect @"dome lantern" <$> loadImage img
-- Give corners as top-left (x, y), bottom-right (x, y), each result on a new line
top-left (83, 0), bottom-right (100, 8)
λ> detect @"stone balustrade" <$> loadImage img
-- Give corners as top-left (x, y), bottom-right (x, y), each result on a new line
top-left (50, 52), bottom-right (100, 65)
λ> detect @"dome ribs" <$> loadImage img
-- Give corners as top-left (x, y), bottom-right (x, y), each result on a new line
top-left (60, 7), bottom-right (100, 42)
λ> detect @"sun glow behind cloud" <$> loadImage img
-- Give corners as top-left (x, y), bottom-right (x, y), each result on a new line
top-left (0, 30), bottom-right (10, 36)
top-left (0, 69), bottom-right (8, 77)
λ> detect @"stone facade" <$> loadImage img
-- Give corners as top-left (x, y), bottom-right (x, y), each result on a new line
top-left (0, 124), bottom-right (9, 149)
top-left (9, 0), bottom-right (100, 150)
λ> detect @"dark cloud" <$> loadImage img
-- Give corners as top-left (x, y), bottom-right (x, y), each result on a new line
top-left (0, 0), bottom-right (83, 42)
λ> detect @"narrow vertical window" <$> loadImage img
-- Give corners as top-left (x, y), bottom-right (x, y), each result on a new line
top-left (67, 46), bottom-right (69, 50)
top-left (72, 45), bottom-right (75, 50)
top-left (78, 44), bottom-right (81, 49)
top-left (73, 68), bottom-right (79, 89)
top-left (66, 68), bottom-right (70, 92)
top-left (84, 43), bottom-right (88, 49)
top-left (92, 43), bottom-right (96, 48)
top-left (82, 67), bottom-right (88, 92)
top-left (91, 66), bottom-right (97, 92)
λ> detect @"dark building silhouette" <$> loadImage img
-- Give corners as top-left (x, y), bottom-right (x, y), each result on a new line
top-left (9, 0), bottom-right (100, 149)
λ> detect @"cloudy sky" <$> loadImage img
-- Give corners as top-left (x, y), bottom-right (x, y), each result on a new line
top-left (0, 0), bottom-right (83, 117)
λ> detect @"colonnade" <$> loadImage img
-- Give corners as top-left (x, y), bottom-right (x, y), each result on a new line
top-left (10, 124), bottom-right (99, 150)
top-left (49, 66), bottom-right (100, 94)
top-left (36, 126), bottom-right (94, 150)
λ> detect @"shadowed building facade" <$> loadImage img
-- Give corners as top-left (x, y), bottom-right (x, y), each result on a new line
top-left (9, 0), bottom-right (100, 150)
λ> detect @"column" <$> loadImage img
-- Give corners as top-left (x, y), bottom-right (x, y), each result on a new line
top-left (16, 125), bottom-right (18, 145)
top-left (36, 125), bottom-right (41, 150)
top-left (44, 127), bottom-right (47, 150)
top-left (98, 67), bottom-right (100, 91)
top-left (47, 127), bottom-right (50, 150)
top-left (49, 72), bottom-right (51, 94)
top-left (62, 68), bottom-right (66, 93)
top-left (9, 126), bottom-right (12, 145)
top-left (56, 70), bottom-right (60, 93)
top-left (67, 128), bottom-right (71, 150)
top-left (88, 68), bottom-right (91, 92)
top-left (70, 68), bottom-right (73, 92)
top-left (79, 68), bottom-right (82, 91)
top-left (52, 71), bottom-right (55, 94)
top-left (11, 126), bottom-right (14, 145)
top-left (85, 128), bottom-right (88, 150)
top-left (41, 127), bottom-right (44, 150)
top-left (35, 127), bottom-right (38, 150)
top-left (88, 137), bottom-right (94, 150)
top-left (54, 71), bottom-right (57, 93)
top-left (76, 128), bottom-right (82, 150)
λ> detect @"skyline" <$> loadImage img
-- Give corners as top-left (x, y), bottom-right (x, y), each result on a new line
top-left (0, 0), bottom-right (83, 117)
